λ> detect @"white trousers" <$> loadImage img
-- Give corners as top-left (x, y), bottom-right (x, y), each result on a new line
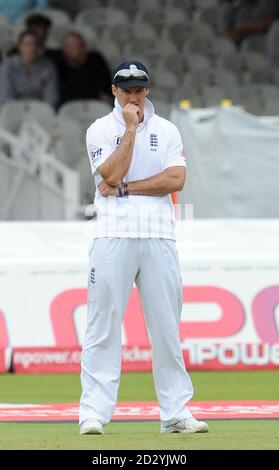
top-left (79, 238), bottom-right (193, 425)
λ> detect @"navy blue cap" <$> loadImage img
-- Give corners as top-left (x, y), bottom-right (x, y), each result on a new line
top-left (112, 60), bottom-right (150, 89)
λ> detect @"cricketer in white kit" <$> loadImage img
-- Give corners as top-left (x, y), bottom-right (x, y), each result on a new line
top-left (79, 60), bottom-right (208, 436)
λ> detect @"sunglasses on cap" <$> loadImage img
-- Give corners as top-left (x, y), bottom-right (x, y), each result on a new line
top-left (113, 68), bottom-right (149, 81)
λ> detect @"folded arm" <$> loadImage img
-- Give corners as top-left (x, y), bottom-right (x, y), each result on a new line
top-left (98, 166), bottom-right (186, 197)
top-left (97, 104), bottom-right (139, 186)
top-left (97, 125), bottom-right (136, 186)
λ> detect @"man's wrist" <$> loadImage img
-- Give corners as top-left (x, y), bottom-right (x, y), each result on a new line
top-left (117, 182), bottom-right (129, 197)
top-left (125, 124), bottom-right (137, 132)
top-left (123, 182), bottom-right (129, 197)
top-left (117, 184), bottom-right (124, 197)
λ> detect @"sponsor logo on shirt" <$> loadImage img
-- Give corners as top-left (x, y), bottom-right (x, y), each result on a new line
top-left (150, 133), bottom-right (158, 151)
top-left (90, 147), bottom-right (102, 161)
top-left (113, 135), bottom-right (122, 146)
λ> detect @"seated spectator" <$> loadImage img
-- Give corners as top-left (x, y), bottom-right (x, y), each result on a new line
top-left (8, 13), bottom-right (54, 60)
top-left (266, 19), bottom-right (279, 68)
top-left (53, 32), bottom-right (112, 107)
top-left (25, 13), bottom-right (52, 56)
top-left (221, 0), bottom-right (279, 45)
top-left (0, 31), bottom-right (59, 108)
top-left (0, 0), bottom-right (49, 23)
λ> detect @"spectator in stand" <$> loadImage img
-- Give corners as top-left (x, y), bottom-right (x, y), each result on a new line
top-left (0, 0), bottom-right (49, 23)
top-left (54, 32), bottom-right (112, 107)
top-left (266, 19), bottom-right (279, 68)
top-left (25, 13), bottom-right (52, 56)
top-left (0, 30), bottom-right (59, 108)
top-left (221, 0), bottom-right (279, 45)
top-left (7, 13), bottom-right (53, 60)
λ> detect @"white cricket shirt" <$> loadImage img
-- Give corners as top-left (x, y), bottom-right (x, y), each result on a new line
top-left (87, 98), bottom-right (186, 240)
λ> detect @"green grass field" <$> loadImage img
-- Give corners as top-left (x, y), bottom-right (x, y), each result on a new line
top-left (0, 371), bottom-right (279, 450)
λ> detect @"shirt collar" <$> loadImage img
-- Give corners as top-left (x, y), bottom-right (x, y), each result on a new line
top-left (113, 97), bottom-right (154, 131)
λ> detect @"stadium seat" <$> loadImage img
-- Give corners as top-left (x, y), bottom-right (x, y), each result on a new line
top-left (181, 68), bottom-right (211, 92)
top-left (0, 16), bottom-right (14, 55)
top-left (161, 6), bottom-right (187, 27)
top-left (185, 36), bottom-right (214, 58)
top-left (94, 37), bottom-right (121, 64)
top-left (241, 33), bottom-right (266, 55)
top-left (212, 70), bottom-right (240, 103)
top-left (105, 21), bottom-right (157, 51)
top-left (211, 38), bottom-right (236, 60)
top-left (132, 21), bottom-right (157, 42)
top-left (253, 84), bottom-right (279, 115)
top-left (238, 85), bottom-right (264, 115)
top-left (102, 24), bottom-right (132, 49)
top-left (53, 0), bottom-right (101, 18)
top-left (123, 39), bottom-right (175, 67)
top-left (260, 84), bottom-right (279, 99)
top-left (135, 7), bottom-right (186, 34)
top-left (145, 38), bottom-right (177, 63)
top-left (158, 53), bottom-right (187, 78)
top-left (202, 85), bottom-right (226, 108)
top-left (51, 113), bottom-right (94, 203)
top-left (78, 153), bottom-right (95, 204)
top-left (0, 14), bottom-right (10, 27)
top-left (52, 116), bottom-right (83, 168)
top-left (75, 7), bottom-right (129, 34)
top-left (152, 68), bottom-right (178, 91)
top-left (241, 98), bottom-right (264, 116)
top-left (56, 24), bottom-right (97, 50)
top-left (262, 95), bottom-right (279, 116)
top-left (181, 25), bottom-right (215, 56)
top-left (15, 8), bottom-right (71, 30)
top-left (194, 6), bottom-right (222, 31)
top-left (108, 0), bottom-right (161, 17)
top-left (241, 51), bottom-right (266, 73)
top-left (165, 0), bottom-right (194, 13)
top-left (190, 21), bottom-right (215, 40)
top-left (194, 0), bottom-right (218, 10)
top-left (184, 53), bottom-right (211, 73)
top-left (0, 100), bottom-right (55, 135)
top-left (247, 66), bottom-right (271, 85)
top-left (151, 99), bottom-right (172, 119)
top-left (123, 38), bottom-right (156, 57)
top-left (241, 55), bottom-right (268, 84)
top-left (271, 68), bottom-right (279, 86)
top-left (58, 100), bottom-right (113, 131)
top-left (45, 24), bottom-right (74, 50)
top-left (149, 87), bottom-right (169, 102)
top-left (218, 51), bottom-right (245, 74)
top-left (14, 8), bottom-right (72, 45)
top-left (212, 68), bottom-right (239, 90)
top-left (173, 85), bottom-right (203, 108)
top-left (166, 20), bottom-right (192, 48)
top-left (219, 83), bottom-right (240, 105)
top-left (74, 0), bottom-right (102, 9)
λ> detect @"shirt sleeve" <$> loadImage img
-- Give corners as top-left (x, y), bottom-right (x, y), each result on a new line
top-left (86, 121), bottom-right (114, 176)
top-left (164, 124), bottom-right (187, 169)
